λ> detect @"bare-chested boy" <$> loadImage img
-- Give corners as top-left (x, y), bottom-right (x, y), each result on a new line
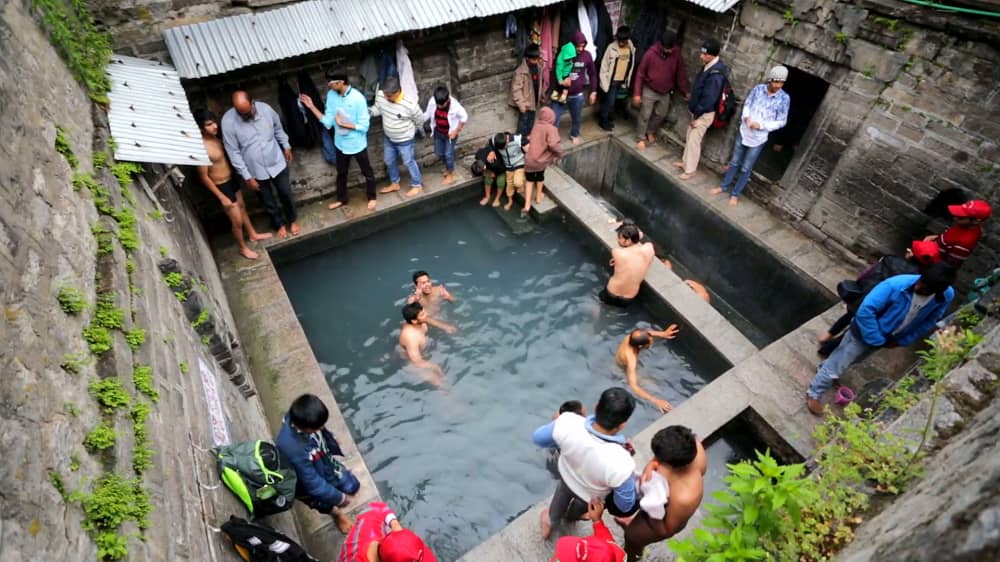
top-left (600, 223), bottom-right (655, 307)
top-left (195, 110), bottom-right (271, 259)
top-left (624, 425), bottom-right (707, 560)
top-left (406, 270), bottom-right (455, 316)
top-left (616, 325), bottom-right (679, 413)
top-left (399, 302), bottom-right (455, 386)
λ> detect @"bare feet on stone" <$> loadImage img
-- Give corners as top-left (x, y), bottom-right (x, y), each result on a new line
top-left (328, 201), bottom-right (345, 210)
top-left (728, 196), bottom-right (738, 206)
top-left (672, 160), bottom-right (684, 169)
top-left (807, 395), bottom-right (824, 416)
top-left (239, 246), bottom-right (259, 260)
top-left (709, 187), bottom-right (725, 195)
top-left (249, 232), bottom-right (273, 241)
top-left (637, 140), bottom-right (647, 150)
top-left (290, 222), bottom-right (301, 236)
top-left (492, 198), bottom-right (502, 208)
top-left (571, 137), bottom-right (581, 146)
top-left (367, 199), bottom-right (377, 211)
top-left (679, 172), bottom-right (695, 180)
top-left (405, 186), bottom-right (423, 197)
top-left (536, 191), bottom-right (544, 204)
top-left (504, 200), bottom-right (514, 211)
top-left (442, 172), bottom-right (455, 186)
top-left (333, 510), bottom-right (354, 534)
top-left (480, 196), bottom-right (490, 206)
top-left (276, 226), bottom-right (289, 238)
top-left (380, 183), bottom-right (401, 194)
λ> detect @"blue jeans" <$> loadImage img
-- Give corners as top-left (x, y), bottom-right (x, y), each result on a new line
top-left (517, 110), bottom-right (536, 136)
top-left (807, 328), bottom-right (872, 399)
top-left (551, 93), bottom-right (585, 138)
top-left (719, 130), bottom-right (766, 197)
top-left (305, 465), bottom-right (360, 512)
top-left (383, 136), bottom-right (422, 186)
top-left (433, 131), bottom-right (457, 172)
top-left (599, 81), bottom-right (623, 126)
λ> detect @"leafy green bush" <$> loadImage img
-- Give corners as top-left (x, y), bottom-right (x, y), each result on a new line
top-left (124, 328), bottom-right (146, 351)
top-left (57, 286), bottom-right (87, 314)
top-left (69, 473), bottom-right (152, 560)
top-left (88, 378), bottom-right (130, 413)
top-left (94, 293), bottom-right (124, 330)
top-left (84, 423), bottom-right (116, 452)
top-left (82, 323), bottom-right (113, 354)
top-left (131, 365), bottom-right (158, 402)
top-left (55, 126), bottom-right (78, 169)
top-left (31, 0), bottom-right (112, 103)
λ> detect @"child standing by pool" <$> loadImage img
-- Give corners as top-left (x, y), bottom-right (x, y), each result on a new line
top-left (485, 132), bottom-right (529, 211)
top-left (472, 139), bottom-right (507, 206)
top-left (524, 107), bottom-right (563, 215)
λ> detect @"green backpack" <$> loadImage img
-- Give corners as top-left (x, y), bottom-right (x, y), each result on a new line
top-left (217, 440), bottom-right (297, 518)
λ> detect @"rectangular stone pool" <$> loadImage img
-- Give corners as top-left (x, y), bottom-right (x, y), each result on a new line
top-left (559, 139), bottom-right (836, 347)
top-left (271, 193), bottom-right (731, 560)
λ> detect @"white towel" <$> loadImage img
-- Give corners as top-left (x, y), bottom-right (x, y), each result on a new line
top-left (639, 471), bottom-right (670, 520)
top-left (576, 1), bottom-right (596, 60)
top-left (395, 39), bottom-right (419, 104)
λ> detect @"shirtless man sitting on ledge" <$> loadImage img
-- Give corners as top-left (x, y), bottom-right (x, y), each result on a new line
top-left (600, 223), bottom-right (655, 307)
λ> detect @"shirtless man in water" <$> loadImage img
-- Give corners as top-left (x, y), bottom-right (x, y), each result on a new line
top-left (398, 302), bottom-right (455, 386)
top-left (601, 223), bottom-right (655, 307)
top-left (616, 326), bottom-right (679, 413)
top-left (406, 270), bottom-right (455, 315)
top-left (625, 425), bottom-right (706, 560)
top-left (195, 110), bottom-right (271, 259)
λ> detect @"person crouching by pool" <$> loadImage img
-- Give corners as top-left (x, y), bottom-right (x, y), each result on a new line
top-left (532, 387), bottom-right (640, 539)
top-left (485, 132), bottom-right (529, 211)
top-left (338, 501), bottom-right (437, 562)
top-left (399, 302), bottom-right (454, 386)
top-left (275, 394), bottom-right (359, 534)
top-left (616, 326), bottom-right (679, 413)
top-left (624, 426), bottom-right (707, 561)
top-left (600, 223), bottom-right (655, 308)
top-left (406, 270), bottom-right (454, 315)
top-left (550, 499), bottom-right (627, 562)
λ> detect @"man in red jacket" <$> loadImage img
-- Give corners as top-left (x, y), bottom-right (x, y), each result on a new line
top-left (924, 199), bottom-right (991, 268)
top-left (632, 31), bottom-right (690, 150)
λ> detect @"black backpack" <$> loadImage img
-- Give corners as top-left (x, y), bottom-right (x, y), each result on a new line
top-left (220, 516), bottom-right (317, 562)
top-left (711, 72), bottom-right (738, 128)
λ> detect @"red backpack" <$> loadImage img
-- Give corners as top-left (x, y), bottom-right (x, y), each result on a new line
top-left (711, 72), bottom-right (738, 128)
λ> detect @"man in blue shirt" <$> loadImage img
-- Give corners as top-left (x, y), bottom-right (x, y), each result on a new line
top-left (533, 387), bottom-right (640, 539)
top-left (301, 71), bottom-right (378, 211)
top-left (806, 264), bottom-right (956, 415)
top-left (710, 66), bottom-right (790, 206)
top-left (275, 394), bottom-right (360, 534)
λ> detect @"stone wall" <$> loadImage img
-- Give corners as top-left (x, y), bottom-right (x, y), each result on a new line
top-left (180, 15), bottom-right (527, 231)
top-left (650, 0), bottom-right (999, 282)
top-left (0, 1), bottom-right (294, 560)
top-left (90, 0), bottom-right (238, 58)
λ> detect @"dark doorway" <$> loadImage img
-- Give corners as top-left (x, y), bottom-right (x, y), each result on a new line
top-left (754, 65), bottom-right (829, 181)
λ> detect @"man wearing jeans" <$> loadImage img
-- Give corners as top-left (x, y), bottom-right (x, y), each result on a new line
top-left (300, 72), bottom-right (377, 211)
top-left (222, 91), bottom-right (300, 238)
top-left (532, 387), bottom-right (640, 539)
top-left (674, 39), bottom-right (727, 180)
top-left (551, 31), bottom-right (598, 146)
top-left (806, 264), bottom-right (955, 415)
top-left (597, 26), bottom-right (636, 132)
top-left (423, 85), bottom-right (468, 186)
top-left (370, 77), bottom-right (426, 198)
top-left (710, 66), bottom-right (790, 206)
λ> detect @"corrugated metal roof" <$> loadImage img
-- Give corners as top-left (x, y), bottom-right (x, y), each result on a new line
top-left (105, 55), bottom-right (211, 165)
top-left (164, 0), bottom-right (564, 79)
top-left (684, 0), bottom-right (741, 13)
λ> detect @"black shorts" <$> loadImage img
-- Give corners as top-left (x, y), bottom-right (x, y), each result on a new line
top-left (599, 288), bottom-right (635, 308)
top-left (216, 179), bottom-right (240, 203)
top-left (525, 170), bottom-right (545, 182)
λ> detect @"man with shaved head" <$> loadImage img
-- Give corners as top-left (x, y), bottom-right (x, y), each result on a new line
top-left (614, 325), bottom-right (679, 413)
top-left (221, 90), bottom-right (300, 237)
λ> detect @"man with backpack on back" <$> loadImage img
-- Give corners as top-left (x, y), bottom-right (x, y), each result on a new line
top-left (710, 65), bottom-right (790, 205)
top-left (674, 38), bottom-right (728, 181)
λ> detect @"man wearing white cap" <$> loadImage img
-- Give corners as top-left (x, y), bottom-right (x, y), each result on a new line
top-left (710, 65), bottom-right (790, 205)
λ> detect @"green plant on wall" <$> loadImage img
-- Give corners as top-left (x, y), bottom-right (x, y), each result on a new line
top-left (84, 423), bottom-right (117, 452)
top-left (131, 365), bottom-right (158, 403)
top-left (110, 162), bottom-right (143, 189)
top-left (124, 328), bottom-right (146, 351)
top-left (55, 127), bottom-right (78, 169)
top-left (61, 351), bottom-right (92, 374)
top-left (83, 323), bottom-right (113, 355)
top-left (69, 473), bottom-right (152, 560)
top-left (31, 0), bottom-right (112, 103)
top-left (57, 286), bottom-right (88, 314)
top-left (89, 378), bottom-right (130, 413)
top-left (835, 32), bottom-right (849, 44)
top-left (782, 9), bottom-right (797, 27)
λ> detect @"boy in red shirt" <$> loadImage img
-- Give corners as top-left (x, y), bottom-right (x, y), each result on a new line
top-left (926, 199), bottom-right (991, 267)
top-left (550, 499), bottom-right (626, 562)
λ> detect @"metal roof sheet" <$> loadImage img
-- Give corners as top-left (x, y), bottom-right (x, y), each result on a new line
top-left (164, 0), bottom-right (564, 79)
top-left (106, 55), bottom-right (211, 165)
top-left (685, 0), bottom-right (741, 13)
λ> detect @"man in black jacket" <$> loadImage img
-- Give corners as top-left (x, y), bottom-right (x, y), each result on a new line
top-left (674, 39), bottom-right (727, 180)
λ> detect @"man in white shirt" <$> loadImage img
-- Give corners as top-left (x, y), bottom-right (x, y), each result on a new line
top-left (710, 66), bottom-right (791, 206)
top-left (532, 387), bottom-right (640, 538)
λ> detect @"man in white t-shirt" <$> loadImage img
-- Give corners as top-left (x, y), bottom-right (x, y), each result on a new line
top-left (532, 387), bottom-right (640, 538)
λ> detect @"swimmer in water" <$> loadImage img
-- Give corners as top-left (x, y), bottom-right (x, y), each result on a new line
top-left (615, 325), bottom-right (680, 413)
top-left (406, 270), bottom-right (455, 315)
top-left (398, 302), bottom-right (453, 386)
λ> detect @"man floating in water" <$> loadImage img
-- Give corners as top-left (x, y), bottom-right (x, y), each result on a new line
top-left (615, 326), bottom-right (679, 413)
top-left (399, 302), bottom-right (453, 386)
top-left (406, 270), bottom-right (455, 315)
top-left (600, 223), bottom-right (655, 307)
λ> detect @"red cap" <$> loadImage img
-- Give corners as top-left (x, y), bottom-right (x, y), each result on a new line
top-left (552, 536), bottom-right (625, 562)
top-left (378, 529), bottom-right (437, 562)
top-left (947, 199), bottom-right (992, 220)
top-left (910, 240), bottom-right (941, 266)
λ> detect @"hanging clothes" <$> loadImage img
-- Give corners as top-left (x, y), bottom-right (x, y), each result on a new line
top-left (277, 76), bottom-right (317, 149)
top-left (577, 1), bottom-right (596, 60)
top-left (377, 47), bottom-right (398, 85)
top-left (557, 2), bottom-right (579, 50)
top-left (587, 1), bottom-right (598, 40)
top-left (593, 0), bottom-right (613, 64)
top-left (512, 14), bottom-right (530, 58)
top-left (297, 70), bottom-right (334, 162)
top-left (505, 13), bottom-right (518, 38)
top-left (395, 39), bottom-right (419, 104)
top-left (357, 52), bottom-right (379, 105)
top-left (630, 2), bottom-right (668, 64)
top-left (540, 12), bottom-right (554, 68)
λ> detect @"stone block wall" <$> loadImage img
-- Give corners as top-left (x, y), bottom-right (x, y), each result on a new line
top-left (653, 0), bottom-right (999, 283)
top-left (1, 1), bottom-right (294, 560)
top-left (90, 0), bottom-right (239, 58)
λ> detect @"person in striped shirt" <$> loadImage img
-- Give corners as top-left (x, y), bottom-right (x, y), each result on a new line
top-left (370, 77), bottom-right (426, 198)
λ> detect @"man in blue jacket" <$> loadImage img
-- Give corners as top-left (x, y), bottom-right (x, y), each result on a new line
top-left (674, 38), bottom-right (727, 180)
top-left (806, 264), bottom-right (956, 415)
top-left (275, 394), bottom-right (359, 533)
